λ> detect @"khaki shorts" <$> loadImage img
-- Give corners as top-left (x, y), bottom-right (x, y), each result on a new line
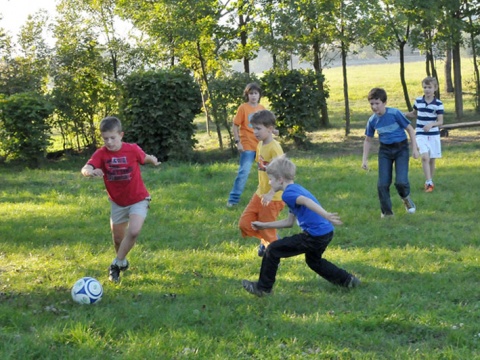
top-left (110, 197), bottom-right (151, 224)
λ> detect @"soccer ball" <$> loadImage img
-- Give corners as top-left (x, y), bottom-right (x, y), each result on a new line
top-left (71, 277), bottom-right (103, 304)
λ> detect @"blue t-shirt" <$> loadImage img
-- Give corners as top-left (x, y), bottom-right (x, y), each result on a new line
top-left (365, 107), bottom-right (411, 145)
top-left (282, 183), bottom-right (334, 237)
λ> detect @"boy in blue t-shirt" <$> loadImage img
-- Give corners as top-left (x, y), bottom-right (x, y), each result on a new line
top-left (242, 155), bottom-right (360, 297)
top-left (362, 88), bottom-right (419, 218)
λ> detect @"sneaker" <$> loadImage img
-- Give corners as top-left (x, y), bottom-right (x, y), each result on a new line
top-left (108, 264), bottom-right (121, 282)
top-left (226, 202), bottom-right (237, 208)
top-left (425, 183), bottom-right (434, 193)
top-left (257, 244), bottom-right (266, 257)
top-left (119, 260), bottom-right (129, 272)
top-left (242, 280), bottom-right (271, 297)
top-left (347, 275), bottom-right (361, 288)
top-left (402, 195), bottom-right (416, 214)
top-left (381, 212), bottom-right (394, 219)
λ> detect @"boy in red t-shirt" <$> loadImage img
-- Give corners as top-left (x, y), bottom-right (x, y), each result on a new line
top-left (81, 116), bottom-right (160, 282)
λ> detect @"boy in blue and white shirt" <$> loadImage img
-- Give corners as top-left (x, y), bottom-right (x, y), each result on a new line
top-left (405, 76), bottom-right (444, 192)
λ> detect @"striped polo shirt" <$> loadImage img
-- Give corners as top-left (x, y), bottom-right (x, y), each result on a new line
top-left (413, 96), bottom-right (444, 136)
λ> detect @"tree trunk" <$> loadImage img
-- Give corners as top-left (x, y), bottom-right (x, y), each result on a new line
top-left (239, 14), bottom-right (250, 74)
top-left (427, 45), bottom-right (440, 99)
top-left (399, 42), bottom-right (412, 111)
top-left (312, 38), bottom-right (329, 127)
top-left (467, 12), bottom-right (480, 113)
top-left (452, 42), bottom-right (463, 119)
top-left (444, 48), bottom-right (454, 93)
top-left (341, 40), bottom-right (350, 136)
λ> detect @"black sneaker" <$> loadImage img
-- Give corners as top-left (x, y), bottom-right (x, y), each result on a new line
top-left (347, 275), bottom-right (361, 288)
top-left (109, 264), bottom-right (120, 282)
top-left (242, 280), bottom-right (271, 297)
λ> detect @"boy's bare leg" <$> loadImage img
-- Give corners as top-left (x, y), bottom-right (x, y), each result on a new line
top-left (429, 158), bottom-right (436, 179)
top-left (111, 220), bottom-right (127, 253)
top-left (421, 153), bottom-right (432, 181)
top-left (115, 214), bottom-right (145, 261)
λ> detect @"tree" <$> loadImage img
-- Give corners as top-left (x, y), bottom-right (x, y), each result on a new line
top-left (0, 11), bottom-right (51, 96)
top-left (52, 2), bottom-right (114, 151)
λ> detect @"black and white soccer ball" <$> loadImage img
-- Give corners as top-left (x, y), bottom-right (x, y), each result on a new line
top-left (71, 277), bottom-right (103, 304)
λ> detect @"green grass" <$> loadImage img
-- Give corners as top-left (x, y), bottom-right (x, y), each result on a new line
top-left (1, 60), bottom-right (480, 359)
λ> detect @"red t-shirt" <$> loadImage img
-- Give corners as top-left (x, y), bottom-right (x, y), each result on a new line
top-left (87, 143), bottom-right (149, 206)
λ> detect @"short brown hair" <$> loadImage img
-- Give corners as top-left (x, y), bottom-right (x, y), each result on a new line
top-left (368, 88), bottom-right (387, 103)
top-left (250, 110), bottom-right (276, 127)
top-left (422, 76), bottom-right (438, 89)
top-left (99, 116), bottom-right (122, 133)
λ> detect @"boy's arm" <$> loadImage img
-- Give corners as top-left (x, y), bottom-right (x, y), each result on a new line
top-left (404, 109), bottom-right (417, 118)
top-left (362, 136), bottom-right (373, 170)
top-left (144, 154), bottom-right (161, 166)
top-left (405, 124), bottom-right (419, 159)
top-left (423, 114), bottom-right (444, 132)
top-left (296, 195), bottom-right (343, 225)
top-left (81, 164), bottom-right (104, 177)
top-left (232, 124), bottom-right (244, 152)
top-left (252, 212), bottom-right (296, 230)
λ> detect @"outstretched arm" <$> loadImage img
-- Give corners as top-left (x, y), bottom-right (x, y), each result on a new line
top-left (144, 154), bottom-right (161, 166)
top-left (296, 195), bottom-right (343, 225)
top-left (252, 212), bottom-right (296, 231)
top-left (81, 164), bottom-right (104, 177)
top-left (404, 109), bottom-right (417, 119)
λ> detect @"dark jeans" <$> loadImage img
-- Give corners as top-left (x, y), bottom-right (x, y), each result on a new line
top-left (377, 141), bottom-right (410, 215)
top-left (257, 231), bottom-right (351, 292)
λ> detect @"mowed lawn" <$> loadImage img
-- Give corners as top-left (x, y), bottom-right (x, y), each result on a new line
top-left (1, 60), bottom-right (479, 359)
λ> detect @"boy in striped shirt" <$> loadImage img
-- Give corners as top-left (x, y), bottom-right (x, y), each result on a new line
top-left (405, 77), bottom-right (444, 192)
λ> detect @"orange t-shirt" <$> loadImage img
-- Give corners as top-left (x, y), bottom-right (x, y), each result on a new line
top-left (233, 103), bottom-right (265, 151)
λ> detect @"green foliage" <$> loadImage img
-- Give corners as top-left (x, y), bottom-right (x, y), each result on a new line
top-left (121, 68), bottom-right (202, 162)
top-left (261, 69), bottom-right (328, 146)
top-left (0, 92), bottom-right (53, 165)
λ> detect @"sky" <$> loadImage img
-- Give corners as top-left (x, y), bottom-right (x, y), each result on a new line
top-left (0, 0), bottom-right (57, 37)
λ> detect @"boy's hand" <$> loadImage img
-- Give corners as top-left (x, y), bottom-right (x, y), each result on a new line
top-left (91, 168), bottom-right (104, 177)
top-left (361, 161), bottom-right (369, 171)
top-left (326, 212), bottom-right (343, 225)
top-left (412, 148), bottom-right (420, 159)
top-left (236, 142), bottom-right (244, 153)
top-left (251, 221), bottom-right (266, 230)
top-left (261, 193), bottom-right (273, 206)
top-left (149, 155), bottom-right (161, 166)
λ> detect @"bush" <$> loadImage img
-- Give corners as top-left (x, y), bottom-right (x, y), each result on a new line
top-left (121, 69), bottom-right (202, 162)
top-left (261, 69), bottom-right (328, 146)
top-left (0, 92), bottom-right (53, 165)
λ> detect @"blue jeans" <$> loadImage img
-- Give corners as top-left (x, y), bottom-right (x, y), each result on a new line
top-left (228, 150), bottom-right (256, 204)
top-left (257, 231), bottom-right (351, 292)
top-left (377, 141), bottom-right (410, 215)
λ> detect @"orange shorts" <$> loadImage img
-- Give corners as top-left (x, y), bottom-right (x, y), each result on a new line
top-left (239, 193), bottom-right (285, 245)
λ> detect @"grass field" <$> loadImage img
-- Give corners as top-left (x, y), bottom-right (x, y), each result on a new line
top-left (1, 60), bottom-right (480, 359)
